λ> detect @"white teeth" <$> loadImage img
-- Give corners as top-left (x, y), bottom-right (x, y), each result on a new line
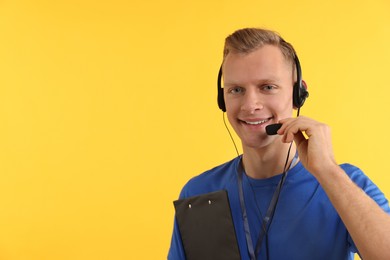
top-left (244, 119), bottom-right (269, 125)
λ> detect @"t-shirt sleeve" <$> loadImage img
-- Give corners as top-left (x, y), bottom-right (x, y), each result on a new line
top-left (340, 164), bottom-right (390, 254)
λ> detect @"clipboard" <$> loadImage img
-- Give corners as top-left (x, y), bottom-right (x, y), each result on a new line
top-left (174, 190), bottom-right (241, 260)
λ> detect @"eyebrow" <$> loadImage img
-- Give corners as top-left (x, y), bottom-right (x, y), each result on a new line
top-left (223, 78), bottom-right (280, 87)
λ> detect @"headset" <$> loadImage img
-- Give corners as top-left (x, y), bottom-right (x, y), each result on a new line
top-left (217, 52), bottom-right (309, 112)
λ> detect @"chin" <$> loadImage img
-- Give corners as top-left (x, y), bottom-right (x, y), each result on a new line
top-left (241, 136), bottom-right (273, 150)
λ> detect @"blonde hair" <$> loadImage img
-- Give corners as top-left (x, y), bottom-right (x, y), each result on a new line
top-left (223, 28), bottom-right (297, 67)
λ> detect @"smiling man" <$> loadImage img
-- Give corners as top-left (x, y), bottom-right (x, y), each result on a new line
top-left (223, 44), bottom-right (296, 178)
top-left (168, 28), bottom-right (390, 260)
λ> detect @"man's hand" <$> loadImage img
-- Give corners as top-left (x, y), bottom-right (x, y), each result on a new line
top-left (277, 116), bottom-right (338, 177)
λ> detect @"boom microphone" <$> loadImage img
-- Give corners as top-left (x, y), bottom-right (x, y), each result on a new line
top-left (266, 123), bottom-right (282, 135)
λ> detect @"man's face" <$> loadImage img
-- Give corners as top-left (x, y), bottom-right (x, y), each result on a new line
top-left (223, 45), bottom-right (294, 150)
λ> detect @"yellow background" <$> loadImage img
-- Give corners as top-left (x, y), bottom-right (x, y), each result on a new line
top-left (0, 0), bottom-right (389, 259)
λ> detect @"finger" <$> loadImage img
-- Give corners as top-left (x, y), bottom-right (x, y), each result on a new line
top-left (277, 118), bottom-right (295, 135)
top-left (282, 127), bottom-right (306, 144)
top-left (293, 131), bottom-right (307, 147)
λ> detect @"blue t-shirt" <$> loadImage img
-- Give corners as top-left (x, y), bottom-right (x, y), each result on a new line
top-left (168, 156), bottom-right (390, 260)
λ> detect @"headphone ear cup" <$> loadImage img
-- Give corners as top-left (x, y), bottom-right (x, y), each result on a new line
top-left (217, 66), bottom-right (226, 112)
top-left (218, 86), bottom-right (226, 112)
top-left (293, 82), bottom-right (309, 108)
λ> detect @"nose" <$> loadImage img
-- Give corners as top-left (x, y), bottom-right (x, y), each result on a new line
top-left (241, 89), bottom-right (263, 113)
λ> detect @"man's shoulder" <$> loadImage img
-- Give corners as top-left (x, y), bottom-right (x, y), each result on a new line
top-left (339, 163), bottom-right (369, 185)
top-left (339, 163), bottom-right (390, 212)
top-left (179, 157), bottom-right (240, 198)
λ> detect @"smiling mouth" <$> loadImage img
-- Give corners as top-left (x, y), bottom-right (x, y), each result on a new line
top-left (241, 117), bottom-right (273, 125)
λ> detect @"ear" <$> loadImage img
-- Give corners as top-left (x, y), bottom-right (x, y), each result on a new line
top-left (302, 79), bottom-right (308, 90)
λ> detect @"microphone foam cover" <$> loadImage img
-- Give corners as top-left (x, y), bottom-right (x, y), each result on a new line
top-left (266, 123), bottom-right (282, 135)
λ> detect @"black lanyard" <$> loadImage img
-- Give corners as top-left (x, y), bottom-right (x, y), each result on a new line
top-left (237, 153), bottom-right (298, 260)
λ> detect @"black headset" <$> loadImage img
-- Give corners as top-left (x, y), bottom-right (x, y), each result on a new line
top-left (217, 53), bottom-right (309, 112)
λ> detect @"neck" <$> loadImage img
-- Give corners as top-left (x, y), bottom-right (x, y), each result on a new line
top-left (242, 142), bottom-right (297, 179)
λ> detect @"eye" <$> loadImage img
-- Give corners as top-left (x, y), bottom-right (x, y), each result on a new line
top-left (228, 87), bottom-right (245, 94)
top-left (262, 85), bottom-right (275, 91)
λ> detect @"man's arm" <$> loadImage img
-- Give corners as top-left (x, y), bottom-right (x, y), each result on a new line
top-left (279, 116), bottom-right (390, 260)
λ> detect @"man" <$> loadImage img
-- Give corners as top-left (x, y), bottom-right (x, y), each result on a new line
top-left (168, 28), bottom-right (390, 259)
